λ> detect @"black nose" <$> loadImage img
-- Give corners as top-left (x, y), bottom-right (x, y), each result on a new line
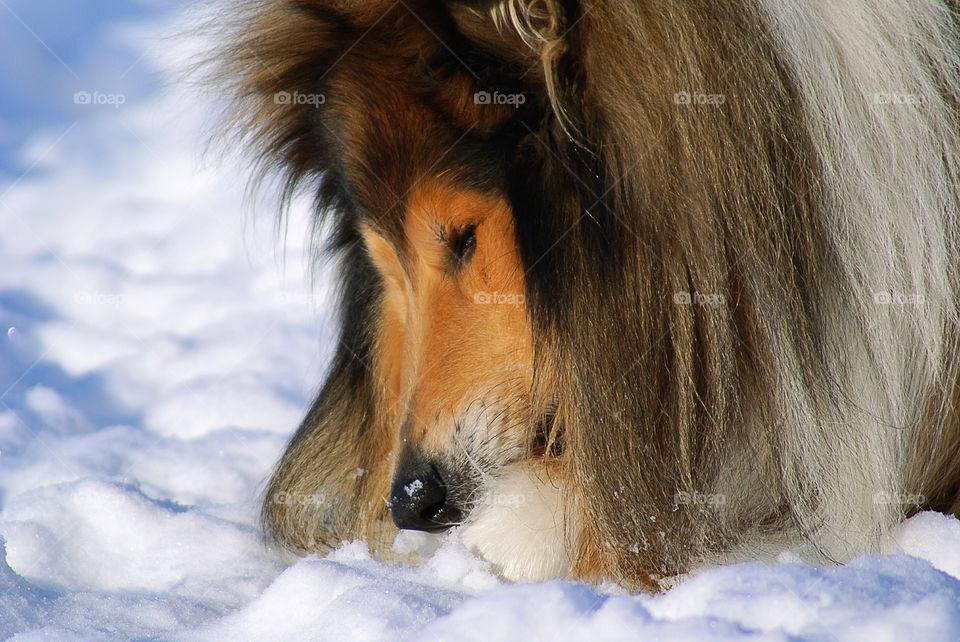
top-left (389, 462), bottom-right (462, 532)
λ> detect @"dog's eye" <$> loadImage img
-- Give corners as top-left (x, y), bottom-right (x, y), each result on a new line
top-left (449, 225), bottom-right (477, 266)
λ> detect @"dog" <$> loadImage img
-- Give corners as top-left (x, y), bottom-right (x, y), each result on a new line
top-left (213, 0), bottom-right (960, 590)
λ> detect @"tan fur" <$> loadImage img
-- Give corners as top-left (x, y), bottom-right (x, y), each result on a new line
top-left (362, 184), bottom-right (535, 459)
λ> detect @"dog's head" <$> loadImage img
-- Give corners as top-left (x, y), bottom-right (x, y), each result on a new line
top-left (218, 0), bottom-right (569, 541)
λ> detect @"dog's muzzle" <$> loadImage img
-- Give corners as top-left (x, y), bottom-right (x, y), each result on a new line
top-left (389, 455), bottom-right (463, 532)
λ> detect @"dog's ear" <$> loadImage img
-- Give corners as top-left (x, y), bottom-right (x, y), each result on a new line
top-left (444, 2), bottom-right (578, 87)
top-left (262, 239), bottom-right (396, 552)
top-left (444, 1), bottom-right (552, 68)
top-left (214, 0), bottom-right (530, 206)
top-left (211, 1), bottom-right (374, 215)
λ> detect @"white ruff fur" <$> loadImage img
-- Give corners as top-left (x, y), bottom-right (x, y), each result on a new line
top-left (458, 467), bottom-right (573, 582)
top-left (754, 0), bottom-right (960, 560)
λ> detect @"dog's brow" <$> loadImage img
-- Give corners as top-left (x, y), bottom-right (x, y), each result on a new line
top-left (360, 218), bottom-right (408, 262)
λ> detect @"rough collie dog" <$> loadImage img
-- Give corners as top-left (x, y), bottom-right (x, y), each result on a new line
top-left (214, 0), bottom-right (960, 590)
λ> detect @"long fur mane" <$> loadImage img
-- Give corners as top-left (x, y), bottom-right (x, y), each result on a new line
top-left (210, 0), bottom-right (960, 589)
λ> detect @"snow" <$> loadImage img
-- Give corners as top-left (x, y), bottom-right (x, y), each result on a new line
top-left (1, 2), bottom-right (960, 640)
top-left (404, 480), bottom-right (424, 498)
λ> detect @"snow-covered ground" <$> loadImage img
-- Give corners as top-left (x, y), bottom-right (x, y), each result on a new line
top-left (3, 2), bottom-right (960, 640)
